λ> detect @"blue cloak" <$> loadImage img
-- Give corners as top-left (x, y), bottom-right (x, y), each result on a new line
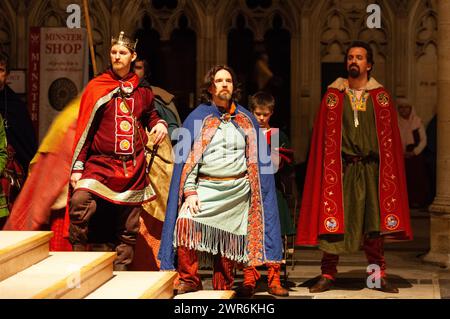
top-left (158, 102), bottom-right (282, 270)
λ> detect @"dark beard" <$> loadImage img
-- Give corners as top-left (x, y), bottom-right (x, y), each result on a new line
top-left (348, 68), bottom-right (360, 78)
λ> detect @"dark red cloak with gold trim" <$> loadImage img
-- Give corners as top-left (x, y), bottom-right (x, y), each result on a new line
top-left (296, 84), bottom-right (412, 246)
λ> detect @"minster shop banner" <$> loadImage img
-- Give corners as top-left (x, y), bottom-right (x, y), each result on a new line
top-left (28, 27), bottom-right (89, 141)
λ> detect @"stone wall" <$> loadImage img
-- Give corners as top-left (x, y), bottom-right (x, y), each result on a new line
top-left (0, 0), bottom-right (438, 162)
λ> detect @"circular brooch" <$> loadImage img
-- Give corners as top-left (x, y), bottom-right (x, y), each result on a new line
top-left (376, 92), bottom-right (390, 108)
top-left (120, 81), bottom-right (134, 95)
top-left (326, 93), bottom-right (338, 109)
top-left (119, 139), bottom-right (131, 151)
top-left (324, 217), bottom-right (339, 232)
top-left (120, 102), bottom-right (129, 113)
top-left (120, 120), bottom-right (132, 132)
top-left (385, 214), bottom-right (399, 230)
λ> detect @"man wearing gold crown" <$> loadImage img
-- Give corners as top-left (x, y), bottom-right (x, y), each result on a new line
top-left (67, 31), bottom-right (168, 270)
top-left (296, 41), bottom-right (412, 293)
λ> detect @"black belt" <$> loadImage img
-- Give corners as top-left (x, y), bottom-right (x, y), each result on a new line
top-left (342, 153), bottom-right (379, 165)
top-left (117, 155), bottom-right (134, 161)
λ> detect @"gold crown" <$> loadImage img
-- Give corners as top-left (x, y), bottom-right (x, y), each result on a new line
top-left (111, 31), bottom-right (138, 52)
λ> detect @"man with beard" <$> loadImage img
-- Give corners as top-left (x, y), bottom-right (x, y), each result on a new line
top-left (296, 41), bottom-right (412, 293)
top-left (68, 31), bottom-right (167, 270)
top-left (159, 65), bottom-right (283, 294)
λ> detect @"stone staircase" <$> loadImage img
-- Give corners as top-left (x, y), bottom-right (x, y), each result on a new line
top-left (0, 231), bottom-right (234, 299)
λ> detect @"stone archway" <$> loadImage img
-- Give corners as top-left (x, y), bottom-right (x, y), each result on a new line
top-left (0, 0), bottom-right (15, 61)
top-left (221, 1), bottom-right (297, 134)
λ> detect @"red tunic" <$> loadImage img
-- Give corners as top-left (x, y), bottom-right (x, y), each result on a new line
top-left (296, 86), bottom-right (413, 246)
top-left (71, 70), bottom-right (162, 205)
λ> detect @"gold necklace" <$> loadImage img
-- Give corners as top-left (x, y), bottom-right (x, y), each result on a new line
top-left (346, 88), bottom-right (368, 111)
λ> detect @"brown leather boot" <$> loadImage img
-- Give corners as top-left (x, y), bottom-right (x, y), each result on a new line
top-left (267, 263), bottom-right (289, 297)
top-left (72, 244), bottom-right (88, 251)
top-left (236, 285), bottom-right (255, 298)
top-left (309, 276), bottom-right (334, 293)
top-left (268, 285), bottom-right (289, 297)
top-left (374, 277), bottom-right (399, 293)
top-left (236, 266), bottom-right (260, 298)
top-left (175, 281), bottom-right (203, 295)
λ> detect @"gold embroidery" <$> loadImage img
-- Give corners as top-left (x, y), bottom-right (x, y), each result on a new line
top-left (75, 178), bottom-right (156, 203)
top-left (346, 88), bottom-right (369, 111)
top-left (120, 120), bottom-right (131, 132)
top-left (120, 139), bottom-right (131, 151)
top-left (326, 93), bottom-right (338, 109)
top-left (376, 92), bottom-right (390, 107)
top-left (324, 217), bottom-right (339, 232)
top-left (120, 102), bottom-right (129, 113)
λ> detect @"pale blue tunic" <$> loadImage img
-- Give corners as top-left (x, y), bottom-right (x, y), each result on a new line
top-left (174, 120), bottom-right (250, 262)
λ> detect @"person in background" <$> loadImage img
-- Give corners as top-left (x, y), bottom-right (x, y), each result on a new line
top-left (236, 91), bottom-right (294, 297)
top-left (127, 57), bottom-right (180, 270)
top-left (0, 112), bottom-right (9, 228)
top-left (0, 52), bottom-right (38, 212)
top-left (134, 57), bottom-right (181, 142)
top-left (397, 99), bottom-right (429, 208)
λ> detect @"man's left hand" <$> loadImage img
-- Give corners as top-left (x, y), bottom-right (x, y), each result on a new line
top-left (150, 123), bottom-right (168, 145)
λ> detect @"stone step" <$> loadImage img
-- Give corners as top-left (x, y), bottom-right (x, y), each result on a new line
top-left (0, 251), bottom-right (116, 299)
top-left (0, 231), bottom-right (53, 282)
top-left (85, 271), bottom-right (178, 299)
top-left (174, 290), bottom-right (235, 299)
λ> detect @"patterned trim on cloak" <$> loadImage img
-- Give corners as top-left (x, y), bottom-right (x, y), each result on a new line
top-left (234, 112), bottom-right (264, 266)
top-left (177, 115), bottom-right (221, 207)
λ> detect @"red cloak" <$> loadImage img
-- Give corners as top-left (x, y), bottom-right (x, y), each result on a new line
top-left (62, 71), bottom-right (141, 237)
top-left (296, 83), bottom-right (412, 246)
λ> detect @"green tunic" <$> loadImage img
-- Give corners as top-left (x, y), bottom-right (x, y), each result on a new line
top-left (319, 93), bottom-right (380, 254)
top-left (0, 114), bottom-right (9, 218)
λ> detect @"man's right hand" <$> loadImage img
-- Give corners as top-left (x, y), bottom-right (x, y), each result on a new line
top-left (70, 172), bottom-right (82, 188)
top-left (183, 194), bottom-right (201, 214)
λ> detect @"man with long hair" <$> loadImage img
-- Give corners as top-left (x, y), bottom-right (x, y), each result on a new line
top-left (159, 65), bottom-right (283, 295)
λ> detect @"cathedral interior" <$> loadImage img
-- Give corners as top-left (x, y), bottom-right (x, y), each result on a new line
top-left (1, 0), bottom-right (450, 300)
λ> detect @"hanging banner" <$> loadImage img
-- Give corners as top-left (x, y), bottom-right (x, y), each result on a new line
top-left (28, 27), bottom-right (88, 141)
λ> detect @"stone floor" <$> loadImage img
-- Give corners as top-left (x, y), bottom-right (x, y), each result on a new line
top-left (199, 209), bottom-right (450, 299)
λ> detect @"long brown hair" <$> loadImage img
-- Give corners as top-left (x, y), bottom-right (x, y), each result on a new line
top-left (200, 65), bottom-right (241, 103)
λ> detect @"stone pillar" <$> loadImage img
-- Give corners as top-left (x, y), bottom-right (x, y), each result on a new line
top-left (422, 0), bottom-right (450, 267)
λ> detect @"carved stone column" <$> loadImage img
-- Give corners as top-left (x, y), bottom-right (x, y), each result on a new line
top-left (422, 0), bottom-right (450, 267)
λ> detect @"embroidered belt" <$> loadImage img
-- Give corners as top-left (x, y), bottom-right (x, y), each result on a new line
top-left (342, 153), bottom-right (379, 165)
top-left (198, 172), bottom-right (247, 181)
top-left (117, 155), bottom-right (135, 161)
top-left (97, 153), bottom-right (135, 161)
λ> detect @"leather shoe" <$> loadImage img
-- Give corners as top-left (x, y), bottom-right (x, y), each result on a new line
top-left (309, 276), bottom-right (334, 293)
top-left (374, 277), bottom-right (399, 293)
top-left (113, 264), bottom-right (128, 271)
top-left (236, 285), bottom-right (255, 298)
top-left (268, 285), bottom-right (289, 297)
top-left (175, 282), bottom-right (201, 295)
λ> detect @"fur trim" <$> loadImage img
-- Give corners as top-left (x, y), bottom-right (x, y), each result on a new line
top-left (328, 77), bottom-right (384, 91)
